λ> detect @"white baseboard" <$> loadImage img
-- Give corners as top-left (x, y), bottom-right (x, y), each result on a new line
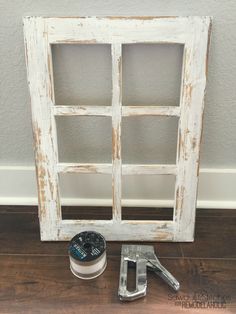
top-left (0, 166), bottom-right (235, 209)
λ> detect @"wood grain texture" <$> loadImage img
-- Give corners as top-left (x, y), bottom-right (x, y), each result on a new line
top-left (173, 17), bottom-right (212, 241)
top-left (0, 206), bottom-right (181, 257)
top-left (111, 43), bottom-right (122, 222)
top-left (24, 16), bottom-right (212, 241)
top-left (53, 105), bottom-right (112, 116)
top-left (0, 207), bottom-right (235, 313)
top-left (56, 163), bottom-right (176, 175)
top-left (122, 106), bottom-right (180, 117)
top-left (0, 256), bottom-right (235, 314)
top-left (53, 105), bottom-right (180, 117)
top-left (0, 207), bottom-right (235, 258)
top-left (58, 220), bottom-right (174, 241)
top-left (45, 16), bottom-right (205, 44)
top-left (23, 17), bottom-right (61, 241)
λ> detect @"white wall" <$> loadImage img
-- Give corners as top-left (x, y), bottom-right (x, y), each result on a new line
top-left (0, 1), bottom-right (236, 206)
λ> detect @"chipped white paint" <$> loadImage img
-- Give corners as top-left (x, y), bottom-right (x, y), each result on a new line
top-left (111, 43), bottom-right (122, 222)
top-left (23, 17), bottom-right (62, 241)
top-left (53, 105), bottom-right (112, 116)
top-left (122, 106), bottom-right (180, 117)
top-left (53, 105), bottom-right (180, 117)
top-left (122, 164), bottom-right (177, 176)
top-left (57, 163), bottom-right (176, 175)
top-left (57, 163), bottom-right (112, 174)
top-left (59, 219), bottom-right (174, 241)
top-left (173, 17), bottom-right (212, 241)
top-left (23, 16), bottom-right (211, 241)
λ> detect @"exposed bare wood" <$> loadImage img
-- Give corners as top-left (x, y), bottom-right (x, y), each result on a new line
top-left (173, 17), bottom-right (212, 241)
top-left (23, 17), bottom-right (61, 241)
top-left (111, 44), bottom-right (122, 222)
top-left (45, 16), bottom-right (203, 44)
top-left (122, 106), bottom-right (180, 117)
top-left (59, 220), bottom-right (174, 241)
top-left (53, 105), bottom-right (112, 116)
top-left (122, 164), bottom-right (177, 175)
top-left (57, 163), bottom-right (111, 174)
top-left (53, 105), bottom-right (180, 117)
top-left (57, 163), bottom-right (176, 175)
top-left (24, 16), bottom-right (211, 242)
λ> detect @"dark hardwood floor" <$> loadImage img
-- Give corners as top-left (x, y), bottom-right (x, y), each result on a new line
top-left (0, 206), bottom-right (235, 313)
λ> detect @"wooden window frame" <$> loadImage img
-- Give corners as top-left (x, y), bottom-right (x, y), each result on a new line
top-left (23, 16), bottom-right (212, 241)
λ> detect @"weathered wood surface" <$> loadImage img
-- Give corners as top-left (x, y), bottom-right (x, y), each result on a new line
top-left (57, 163), bottom-right (176, 175)
top-left (53, 105), bottom-right (180, 117)
top-left (0, 206), bottom-right (235, 257)
top-left (122, 106), bottom-right (181, 117)
top-left (24, 16), bottom-right (212, 241)
top-left (111, 43), bottom-right (122, 222)
top-left (53, 105), bottom-right (112, 116)
top-left (44, 16), bottom-right (208, 44)
top-left (173, 17), bottom-right (212, 241)
top-left (23, 17), bottom-right (61, 241)
top-left (59, 219), bottom-right (174, 241)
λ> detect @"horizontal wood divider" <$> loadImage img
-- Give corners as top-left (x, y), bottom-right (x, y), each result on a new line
top-left (53, 106), bottom-right (112, 116)
top-left (53, 105), bottom-right (180, 117)
top-left (122, 164), bottom-right (177, 175)
top-left (122, 106), bottom-right (180, 117)
top-left (59, 219), bottom-right (174, 241)
top-left (57, 163), bottom-right (177, 175)
top-left (57, 163), bottom-right (112, 174)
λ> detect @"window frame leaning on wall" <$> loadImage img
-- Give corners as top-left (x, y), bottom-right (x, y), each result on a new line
top-left (23, 16), bottom-right (212, 241)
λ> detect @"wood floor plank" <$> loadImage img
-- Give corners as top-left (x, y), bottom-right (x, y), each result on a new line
top-left (0, 208), bottom-right (182, 258)
top-left (0, 206), bottom-right (38, 214)
top-left (0, 206), bottom-right (235, 258)
top-left (0, 207), bottom-right (235, 313)
top-left (0, 255), bottom-right (235, 314)
top-left (180, 215), bottom-right (236, 258)
top-left (195, 208), bottom-right (236, 218)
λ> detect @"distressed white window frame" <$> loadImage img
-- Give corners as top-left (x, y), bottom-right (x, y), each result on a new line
top-left (23, 16), bottom-right (212, 241)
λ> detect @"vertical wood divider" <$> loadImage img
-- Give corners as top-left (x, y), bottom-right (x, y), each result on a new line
top-left (111, 44), bottom-right (122, 221)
